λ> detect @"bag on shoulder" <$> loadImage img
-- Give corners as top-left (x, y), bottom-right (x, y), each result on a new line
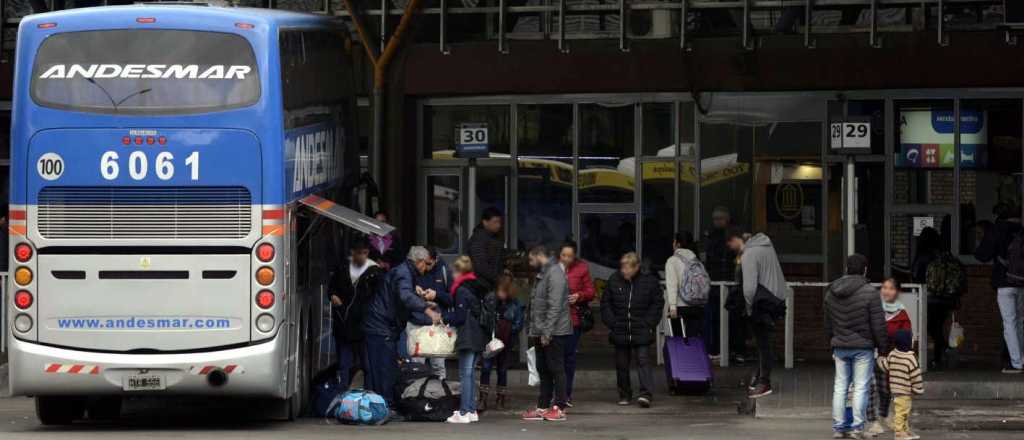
top-left (678, 257), bottom-right (712, 306)
top-left (926, 251), bottom-right (966, 300)
top-left (1004, 232), bottom-right (1024, 287)
top-left (332, 389), bottom-right (390, 425)
top-left (578, 304), bottom-right (595, 333)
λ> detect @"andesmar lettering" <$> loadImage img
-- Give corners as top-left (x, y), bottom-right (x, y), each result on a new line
top-left (39, 64), bottom-right (252, 80)
top-left (291, 127), bottom-right (341, 194)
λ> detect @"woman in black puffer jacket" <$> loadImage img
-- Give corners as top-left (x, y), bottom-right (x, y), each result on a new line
top-left (600, 252), bottom-right (665, 407)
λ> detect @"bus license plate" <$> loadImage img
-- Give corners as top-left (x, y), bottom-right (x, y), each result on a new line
top-left (123, 375), bottom-right (165, 391)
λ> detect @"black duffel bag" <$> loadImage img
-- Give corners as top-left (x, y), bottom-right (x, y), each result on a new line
top-left (398, 377), bottom-right (459, 422)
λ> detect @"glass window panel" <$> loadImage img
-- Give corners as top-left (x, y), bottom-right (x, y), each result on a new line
top-left (641, 160), bottom-right (675, 273)
top-left (891, 213), bottom-right (953, 284)
top-left (894, 100), bottom-right (956, 205)
top-left (960, 99), bottom-right (1023, 256)
top-left (426, 174), bottom-right (462, 255)
top-left (579, 103), bottom-right (635, 204)
top-left (517, 104), bottom-right (573, 251)
top-left (475, 167), bottom-right (510, 247)
top-left (580, 212), bottom-right (637, 275)
top-left (423, 105), bottom-right (511, 160)
top-left (699, 121), bottom-right (754, 237)
top-left (642, 102), bottom-right (674, 157)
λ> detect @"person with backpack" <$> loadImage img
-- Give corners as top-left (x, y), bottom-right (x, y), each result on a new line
top-left (479, 274), bottom-right (525, 411)
top-left (912, 227), bottom-right (964, 371)
top-left (601, 252), bottom-right (665, 408)
top-left (728, 231), bottom-right (788, 399)
top-left (443, 256), bottom-right (489, 424)
top-left (558, 240), bottom-right (595, 407)
top-left (974, 203), bottom-right (1024, 374)
top-left (665, 233), bottom-right (710, 339)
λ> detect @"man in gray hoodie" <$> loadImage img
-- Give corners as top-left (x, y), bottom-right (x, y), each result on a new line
top-left (523, 245), bottom-right (573, 421)
top-left (728, 231), bottom-right (788, 398)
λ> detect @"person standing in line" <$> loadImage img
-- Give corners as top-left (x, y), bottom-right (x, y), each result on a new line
top-left (866, 278), bottom-right (913, 436)
top-left (665, 233), bottom-right (705, 339)
top-left (468, 207), bottom-right (506, 290)
top-left (330, 237), bottom-right (384, 387)
top-left (479, 275), bottom-right (524, 411)
top-left (728, 231), bottom-right (788, 398)
top-left (558, 241), bottom-right (595, 407)
top-left (703, 208), bottom-right (745, 363)
top-left (878, 330), bottom-right (924, 440)
top-left (602, 252), bottom-right (664, 408)
top-left (444, 256), bottom-right (489, 424)
top-left (362, 246), bottom-right (442, 408)
top-left (824, 254), bottom-right (888, 439)
top-left (521, 246), bottom-right (573, 422)
top-left (369, 211), bottom-right (404, 271)
top-left (912, 226), bottom-right (963, 371)
top-left (974, 203), bottom-right (1024, 374)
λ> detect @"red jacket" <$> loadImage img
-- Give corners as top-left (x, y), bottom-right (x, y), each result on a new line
top-left (885, 309), bottom-right (912, 353)
top-left (564, 260), bottom-right (596, 328)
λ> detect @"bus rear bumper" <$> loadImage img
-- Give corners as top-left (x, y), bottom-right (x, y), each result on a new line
top-left (7, 334), bottom-right (288, 398)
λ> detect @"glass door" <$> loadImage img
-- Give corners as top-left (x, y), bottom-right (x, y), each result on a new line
top-left (422, 168), bottom-right (464, 259)
top-left (470, 165), bottom-right (512, 249)
top-left (577, 207), bottom-right (639, 282)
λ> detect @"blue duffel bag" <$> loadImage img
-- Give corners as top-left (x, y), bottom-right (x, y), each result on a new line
top-left (330, 389), bottom-right (390, 425)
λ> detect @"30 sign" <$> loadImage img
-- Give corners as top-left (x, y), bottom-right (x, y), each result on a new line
top-left (455, 123), bottom-right (489, 159)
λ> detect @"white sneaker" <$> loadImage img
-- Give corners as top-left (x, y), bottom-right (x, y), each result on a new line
top-left (446, 411), bottom-right (471, 424)
top-left (466, 411), bottom-right (479, 422)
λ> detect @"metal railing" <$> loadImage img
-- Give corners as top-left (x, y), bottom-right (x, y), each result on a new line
top-left (334, 0), bottom-right (1008, 53)
top-left (657, 280), bottom-right (930, 372)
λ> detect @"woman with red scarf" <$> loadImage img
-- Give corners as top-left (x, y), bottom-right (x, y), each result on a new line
top-left (444, 256), bottom-right (488, 424)
top-left (559, 241), bottom-right (595, 407)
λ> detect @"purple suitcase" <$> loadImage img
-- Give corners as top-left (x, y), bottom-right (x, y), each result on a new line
top-left (663, 320), bottom-right (713, 395)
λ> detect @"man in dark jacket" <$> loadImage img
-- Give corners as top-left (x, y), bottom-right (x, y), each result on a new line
top-left (974, 203), bottom-right (1024, 374)
top-left (362, 246), bottom-right (442, 406)
top-left (703, 209), bottom-right (746, 363)
top-left (601, 252), bottom-right (664, 408)
top-left (824, 254), bottom-right (888, 438)
top-left (467, 207), bottom-right (505, 289)
top-left (330, 238), bottom-right (384, 387)
top-left (407, 247), bottom-right (454, 377)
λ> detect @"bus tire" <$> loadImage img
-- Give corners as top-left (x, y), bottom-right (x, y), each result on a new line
top-left (287, 312), bottom-right (310, 420)
top-left (35, 396), bottom-right (85, 425)
top-left (86, 396), bottom-right (122, 420)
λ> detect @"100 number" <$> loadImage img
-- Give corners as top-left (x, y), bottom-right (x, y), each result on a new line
top-left (101, 151), bottom-right (199, 181)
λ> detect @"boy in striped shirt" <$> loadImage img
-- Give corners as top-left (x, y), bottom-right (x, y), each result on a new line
top-left (878, 329), bottom-right (924, 440)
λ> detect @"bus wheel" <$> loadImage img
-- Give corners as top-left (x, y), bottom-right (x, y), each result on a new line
top-left (86, 396), bottom-right (122, 420)
top-left (35, 396), bottom-right (85, 425)
top-left (287, 314), bottom-right (309, 420)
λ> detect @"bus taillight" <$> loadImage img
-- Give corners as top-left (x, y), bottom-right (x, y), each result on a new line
top-left (37, 23), bottom-right (57, 29)
top-left (256, 267), bottom-right (274, 286)
top-left (14, 243), bottom-right (33, 262)
top-left (256, 243), bottom-right (274, 262)
top-left (14, 290), bottom-right (33, 309)
top-left (256, 290), bottom-right (274, 309)
top-left (14, 267), bottom-right (33, 286)
top-left (136, 17), bottom-right (157, 24)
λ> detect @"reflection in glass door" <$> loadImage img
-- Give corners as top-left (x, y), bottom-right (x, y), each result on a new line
top-left (472, 166), bottom-right (511, 248)
top-left (424, 170), bottom-right (463, 258)
top-left (578, 210), bottom-right (638, 280)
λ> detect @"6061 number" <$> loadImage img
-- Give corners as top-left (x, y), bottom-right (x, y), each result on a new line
top-left (101, 150), bottom-right (199, 181)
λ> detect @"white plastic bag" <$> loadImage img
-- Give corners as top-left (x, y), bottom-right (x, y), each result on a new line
top-left (526, 346), bottom-right (540, 387)
top-left (407, 323), bottom-right (457, 358)
top-left (483, 334), bottom-right (505, 359)
top-left (948, 314), bottom-right (965, 349)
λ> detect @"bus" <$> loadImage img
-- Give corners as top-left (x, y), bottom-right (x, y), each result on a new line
top-left (5, 5), bottom-right (389, 424)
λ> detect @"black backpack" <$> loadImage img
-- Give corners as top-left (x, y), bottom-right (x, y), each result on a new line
top-left (398, 377), bottom-right (459, 422)
top-left (1005, 231), bottom-right (1024, 287)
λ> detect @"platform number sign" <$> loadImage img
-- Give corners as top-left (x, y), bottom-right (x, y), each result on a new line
top-left (830, 121), bottom-right (871, 153)
top-left (455, 123), bottom-right (489, 159)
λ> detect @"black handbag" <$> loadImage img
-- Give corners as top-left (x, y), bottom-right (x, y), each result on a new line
top-left (579, 304), bottom-right (595, 333)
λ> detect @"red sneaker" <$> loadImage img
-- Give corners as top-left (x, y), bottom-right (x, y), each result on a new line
top-left (521, 407), bottom-right (546, 421)
top-left (542, 405), bottom-right (566, 421)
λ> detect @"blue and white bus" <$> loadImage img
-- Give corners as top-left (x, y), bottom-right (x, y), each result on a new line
top-left (5, 5), bottom-right (389, 424)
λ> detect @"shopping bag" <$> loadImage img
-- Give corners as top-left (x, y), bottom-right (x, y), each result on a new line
top-left (483, 331), bottom-right (505, 359)
top-left (407, 323), bottom-right (457, 358)
top-left (948, 314), bottom-right (965, 349)
top-left (526, 346), bottom-right (540, 387)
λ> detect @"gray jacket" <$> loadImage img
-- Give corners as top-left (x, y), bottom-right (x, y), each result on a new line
top-left (528, 261), bottom-right (573, 338)
top-left (740, 233), bottom-right (788, 312)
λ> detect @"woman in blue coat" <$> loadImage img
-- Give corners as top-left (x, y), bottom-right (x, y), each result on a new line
top-left (444, 255), bottom-right (488, 423)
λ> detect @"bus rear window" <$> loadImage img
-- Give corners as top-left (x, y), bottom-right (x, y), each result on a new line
top-left (31, 30), bottom-right (260, 115)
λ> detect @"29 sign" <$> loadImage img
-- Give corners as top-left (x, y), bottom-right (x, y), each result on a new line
top-left (830, 121), bottom-right (871, 151)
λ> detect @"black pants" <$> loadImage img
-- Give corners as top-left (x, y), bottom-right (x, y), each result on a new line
top-left (928, 301), bottom-right (953, 367)
top-left (534, 336), bottom-right (568, 409)
top-left (615, 345), bottom-right (654, 400)
top-left (671, 306), bottom-right (705, 339)
top-left (750, 314), bottom-right (776, 386)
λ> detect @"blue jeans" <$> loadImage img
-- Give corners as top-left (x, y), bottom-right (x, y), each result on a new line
top-left (563, 327), bottom-right (581, 400)
top-left (458, 350), bottom-right (478, 414)
top-left (832, 348), bottom-right (875, 433)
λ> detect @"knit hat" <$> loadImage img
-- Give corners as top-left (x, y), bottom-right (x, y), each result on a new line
top-left (894, 329), bottom-right (913, 352)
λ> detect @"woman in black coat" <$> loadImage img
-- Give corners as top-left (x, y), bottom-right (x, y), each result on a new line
top-left (600, 252), bottom-right (664, 408)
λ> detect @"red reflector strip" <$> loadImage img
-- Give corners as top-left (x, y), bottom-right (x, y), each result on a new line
top-left (189, 365), bottom-right (245, 375)
top-left (9, 210), bottom-right (26, 220)
top-left (136, 17), bottom-right (157, 24)
top-left (37, 23), bottom-right (57, 29)
top-left (263, 209), bottom-right (284, 220)
top-left (44, 363), bottom-right (100, 374)
top-left (235, 22), bottom-right (255, 29)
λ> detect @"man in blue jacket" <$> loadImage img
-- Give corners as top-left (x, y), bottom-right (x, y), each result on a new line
top-left (407, 247), bottom-right (453, 377)
top-left (363, 246), bottom-right (442, 406)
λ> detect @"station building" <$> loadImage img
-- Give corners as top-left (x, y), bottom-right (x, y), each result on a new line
top-left (2, 0), bottom-right (1023, 366)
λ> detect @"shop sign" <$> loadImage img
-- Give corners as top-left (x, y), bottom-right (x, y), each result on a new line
top-left (897, 109), bottom-right (987, 169)
top-left (455, 123), bottom-right (489, 158)
top-left (830, 119), bottom-right (871, 153)
top-left (774, 183), bottom-right (804, 220)
top-left (912, 216), bottom-right (935, 236)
